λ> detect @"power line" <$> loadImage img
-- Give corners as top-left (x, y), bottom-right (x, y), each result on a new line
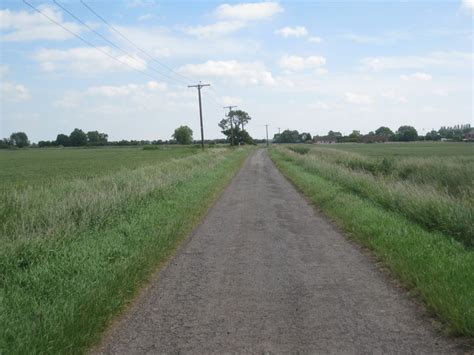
top-left (205, 92), bottom-right (222, 107)
top-left (78, 0), bottom-right (231, 113)
top-left (22, 0), bottom-right (164, 83)
top-left (52, 0), bottom-right (186, 86)
top-left (80, 0), bottom-right (192, 85)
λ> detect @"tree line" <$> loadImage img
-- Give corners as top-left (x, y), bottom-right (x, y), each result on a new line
top-left (274, 124), bottom-right (472, 143)
top-left (0, 129), bottom-right (109, 149)
top-left (2, 121), bottom-right (470, 149)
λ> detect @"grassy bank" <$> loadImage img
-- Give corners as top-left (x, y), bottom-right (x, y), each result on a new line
top-left (270, 145), bottom-right (474, 337)
top-left (0, 147), bottom-right (252, 354)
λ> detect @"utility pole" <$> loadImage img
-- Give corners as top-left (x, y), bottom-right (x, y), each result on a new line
top-left (188, 82), bottom-right (210, 151)
top-left (278, 127), bottom-right (281, 134)
top-left (224, 105), bottom-right (237, 146)
top-left (265, 124), bottom-right (269, 147)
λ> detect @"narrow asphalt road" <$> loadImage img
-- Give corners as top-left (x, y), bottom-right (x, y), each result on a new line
top-left (96, 149), bottom-right (461, 354)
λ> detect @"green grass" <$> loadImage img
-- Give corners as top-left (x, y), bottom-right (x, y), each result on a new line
top-left (0, 146), bottom-right (199, 188)
top-left (324, 141), bottom-right (474, 157)
top-left (270, 144), bottom-right (474, 337)
top-left (281, 144), bottom-right (474, 245)
top-left (0, 146), bottom-right (252, 354)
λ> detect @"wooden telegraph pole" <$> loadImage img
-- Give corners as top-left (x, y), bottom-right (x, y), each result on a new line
top-left (265, 124), bottom-right (269, 147)
top-left (188, 82), bottom-right (210, 151)
top-left (224, 105), bottom-right (237, 146)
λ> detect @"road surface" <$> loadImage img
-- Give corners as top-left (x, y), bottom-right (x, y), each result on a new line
top-left (96, 149), bottom-right (462, 354)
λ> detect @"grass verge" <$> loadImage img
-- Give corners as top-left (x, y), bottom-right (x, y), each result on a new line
top-left (280, 147), bottom-right (473, 246)
top-left (0, 148), bottom-right (252, 354)
top-left (269, 148), bottom-right (474, 337)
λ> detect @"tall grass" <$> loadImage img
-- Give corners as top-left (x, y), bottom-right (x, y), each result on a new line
top-left (1, 150), bottom-right (229, 243)
top-left (297, 145), bottom-right (473, 197)
top-left (276, 146), bottom-right (473, 246)
top-left (0, 148), bottom-right (251, 354)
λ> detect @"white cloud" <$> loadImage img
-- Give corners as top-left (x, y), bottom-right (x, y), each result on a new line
top-left (420, 106), bottom-right (438, 113)
top-left (52, 81), bottom-right (168, 111)
top-left (87, 84), bottom-right (140, 97)
top-left (362, 57), bottom-right (434, 71)
top-left (362, 52), bottom-right (473, 71)
top-left (179, 60), bottom-right (275, 86)
top-left (221, 96), bottom-right (243, 105)
top-left (112, 25), bottom-right (260, 59)
top-left (216, 2), bottom-right (283, 21)
top-left (87, 81), bottom-right (166, 97)
top-left (461, 0), bottom-right (474, 11)
top-left (127, 0), bottom-right (157, 8)
top-left (1, 82), bottom-right (31, 101)
top-left (0, 6), bottom-right (84, 42)
top-left (309, 101), bottom-right (329, 110)
top-left (341, 33), bottom-right (381, 44)
top-left (434, 89), bottom-right (448, 96)
top-left (33, 47), bottom-right (147, 73)
top-left (138, 13), bottom-right (154, 21)
top-left (0, 64), bottom-right (9, 77)
top-left (52, 91), bottom-right (81, 109)
top-left (279, 55), bottom-right (326, 71)
top-left (340, 31), bottom-right (410, 45)
top-left (275, 26), bottom-right (308, 38)
top-left (184, 21), bottom-right (246, 38)
top-left (146, 81), bottom-right (167, 90)
top-left (345, 92), bottom-right (372, 105)
top-left (381, 91), bottom-right (407, 103)
top-left (185, 2), bottom-right (282, 38)
top-left (308, 36), bottom-right (322, 43)
top-left (401, 72), bottom-right (432, 81)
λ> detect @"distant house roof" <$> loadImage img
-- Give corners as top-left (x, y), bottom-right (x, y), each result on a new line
top-left (361, 135), bottom-right (388, 143)
top-left (313, 136), bottom-right (337, 144)
top-left (464, 128), bottom-right (474, 140)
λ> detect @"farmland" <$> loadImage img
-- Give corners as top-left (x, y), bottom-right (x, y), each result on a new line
top-left (269, 142), bottom-right (474, 336)
top-left (0, 146), bottom-right (252, 354)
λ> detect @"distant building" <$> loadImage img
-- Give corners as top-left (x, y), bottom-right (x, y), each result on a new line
top-left (313, 136), bottom-right (337, 144)
top-left (361, 135), bottom-right (388, 143)
top-left (463, 129), bottom-right (474, 141)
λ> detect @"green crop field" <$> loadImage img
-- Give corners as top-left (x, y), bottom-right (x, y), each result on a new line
top-left (270, 142), bottom-right (474, 337)
top-left (0, 146), bottom-right (198, 188)
top-left (0, 146), bottom-right (252, 354)
top-left (319, 141), bottom-right (474, 157)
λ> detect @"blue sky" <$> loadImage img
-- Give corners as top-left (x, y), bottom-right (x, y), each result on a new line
top-left (1, 0), bottom-right (472, 142)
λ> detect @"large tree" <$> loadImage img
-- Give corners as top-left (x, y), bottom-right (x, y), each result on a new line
top-left (327, 130), bottom-right (342, 138)
top-left (375, 126), bottom-right (394, 138)
top-left (55, 134), bottom-right (70, 146)
top-left (10, 132), bottom-right (29, 148)
top-left (69, 128), bottom-right (87, 146)
top-left (274, 130), bottom-right (300, 143)
top-left (87, 130), bottom-right (108, 145)
top-left (396, 125), bottom-right (418, 141)
top-left (349, 130), bottom-right (361, 139)
top-left (172, 125), bottom-right (193, 145)
top-left (299, 132), bottom-right (312, 142)
top-left (229, 110), bottom-right (251, 131)
top-left (218, 109), bottom-right (253, 145)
